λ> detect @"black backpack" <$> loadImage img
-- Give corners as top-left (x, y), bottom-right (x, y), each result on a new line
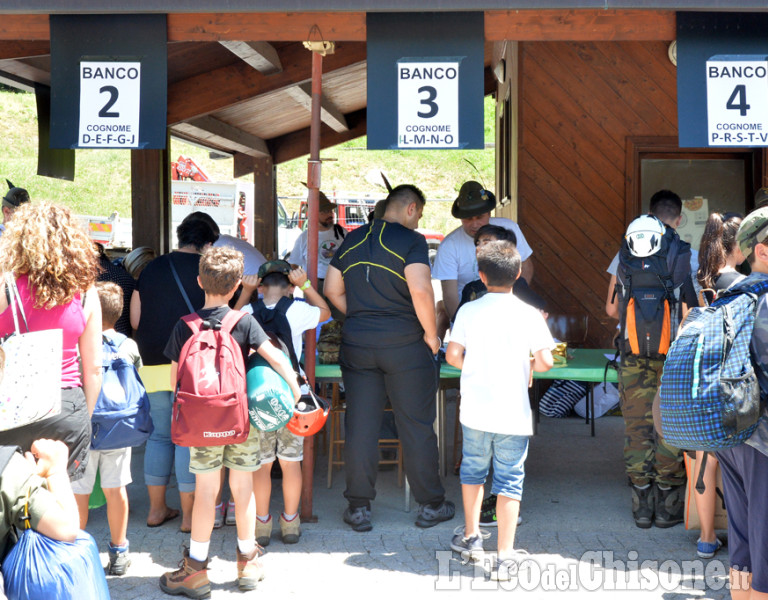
top-left (615, 224), bottom-right (691, 359)
top-left (251, 297), bottom-right (302, 380)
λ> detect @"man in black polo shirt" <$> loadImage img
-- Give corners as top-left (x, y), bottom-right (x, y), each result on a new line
top-left (325, 184), bottom-right (454, 532)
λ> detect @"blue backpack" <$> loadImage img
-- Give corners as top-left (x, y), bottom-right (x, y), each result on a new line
top-left (659, 276), bottom-right (768, 451)
top-left (91, 333), bottom-right (153, 450)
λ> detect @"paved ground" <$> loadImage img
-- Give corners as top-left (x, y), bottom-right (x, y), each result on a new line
top-left (87, 398), bottom-right (732, 599)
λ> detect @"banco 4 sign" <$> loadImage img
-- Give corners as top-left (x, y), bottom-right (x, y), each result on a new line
top-left (706, 58), bottom-right (768, 146)
top-left (397, 60), bottom-right (459, 149)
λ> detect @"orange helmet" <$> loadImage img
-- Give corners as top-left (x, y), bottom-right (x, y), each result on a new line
top-left (285, 390), bottom-right (329, 437)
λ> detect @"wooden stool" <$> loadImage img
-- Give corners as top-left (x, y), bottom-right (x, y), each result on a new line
top-left (327, 399), bottom-right (404, 489)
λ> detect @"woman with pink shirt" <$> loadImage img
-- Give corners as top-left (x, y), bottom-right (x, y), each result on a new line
top-left (0, 203), bottom-right (102, 481)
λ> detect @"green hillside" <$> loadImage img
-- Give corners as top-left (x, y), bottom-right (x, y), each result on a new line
top-left (0, 89), bottom-right (495, 234)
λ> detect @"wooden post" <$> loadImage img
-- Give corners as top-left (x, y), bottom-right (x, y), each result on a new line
top-left (252, 156), bottom-right (277, 260)
top-left (300, 48), bottom-right (323, 523)
top-left (131, 141), bottom-right (170, 254)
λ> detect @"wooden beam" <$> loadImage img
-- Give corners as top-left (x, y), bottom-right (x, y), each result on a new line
top-left (174, 115), bottom-right (270, 157)
top-left (131, 144), bottom-right (171, 255)
top-left (252, 156), bottom-right (277, 260)
top-left (0, 41), bottom-right (49, 60)
top-left (269, 108), bottom-right (366, 165)
top-left (219, 40), bottom-right (282, 75)
top-left (485, 9), bottom-right (676, 41)
top-left (0, 16), bottom-right (48, 41)
top-left (168, 13), bottom-right (366, 42)
top-left (168, 41), bottom-right (366, 125)
top-left (285, 82), bottom-right (348, 132)
top-left (0, 59), bottom-right (50, 86)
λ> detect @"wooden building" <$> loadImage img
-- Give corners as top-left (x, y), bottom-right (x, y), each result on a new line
top-left (0, 5), bottom-right (765, 346)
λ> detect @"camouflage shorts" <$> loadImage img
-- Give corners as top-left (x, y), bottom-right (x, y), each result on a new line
top-left (189, 427), bottom-right (262, 473)
top-left (259, 426), bottom-right (303, 463)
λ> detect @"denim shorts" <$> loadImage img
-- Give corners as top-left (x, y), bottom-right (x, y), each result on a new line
top-left (460, 425), bottom-right (529, 501)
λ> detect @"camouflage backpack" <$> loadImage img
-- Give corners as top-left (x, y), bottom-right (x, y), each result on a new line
top-left (317, 320), bottom-right (342, 364)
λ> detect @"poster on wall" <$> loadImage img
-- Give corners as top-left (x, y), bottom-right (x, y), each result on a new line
top-left (677, 196), bottom-right (709, 251)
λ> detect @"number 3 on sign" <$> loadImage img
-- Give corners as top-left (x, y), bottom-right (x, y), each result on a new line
top-left (417, 86), bottom-right (438, 118)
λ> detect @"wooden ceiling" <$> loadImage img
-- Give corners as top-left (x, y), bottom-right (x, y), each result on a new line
top-left (0, 10), bottom-right (676, 170)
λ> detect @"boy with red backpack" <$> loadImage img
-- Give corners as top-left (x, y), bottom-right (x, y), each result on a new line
top-left (159, 247), bottom-right (301, 598)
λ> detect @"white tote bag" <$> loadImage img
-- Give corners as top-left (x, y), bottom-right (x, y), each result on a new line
top-left (0, 275), bottom-right (63, 431)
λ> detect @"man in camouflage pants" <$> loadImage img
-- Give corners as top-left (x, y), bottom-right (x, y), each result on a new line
top-left (605, 190), bottom-right (695, 528)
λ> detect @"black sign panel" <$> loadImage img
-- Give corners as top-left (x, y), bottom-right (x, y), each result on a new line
top-left (367, 12), bottom-right (484, 150)
top-left (50, 14), bottom-right (167, 149)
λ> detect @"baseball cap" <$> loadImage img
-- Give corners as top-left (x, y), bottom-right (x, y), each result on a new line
top-left (736, 206), bottom-right (768, 258)
top-left (257, 259), bottom-right (292, 279)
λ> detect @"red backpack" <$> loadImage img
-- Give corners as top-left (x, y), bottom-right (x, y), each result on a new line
top-left (171, 310), bottom-right (249, 447)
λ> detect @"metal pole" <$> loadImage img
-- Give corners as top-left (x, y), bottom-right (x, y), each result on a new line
top-left (300, 48), bottom-right (323, 522)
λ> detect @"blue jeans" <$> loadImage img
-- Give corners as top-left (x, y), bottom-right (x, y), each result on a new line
top-left (143, 391), bottom-right (195, 492)
top-left (460, 425), bottom-right (528, 501)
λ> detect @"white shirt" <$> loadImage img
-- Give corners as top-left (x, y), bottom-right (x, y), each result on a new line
top-left (242, 298), bottom-right (321, 372)
top-left (290, 227), bottom-right (346, 279)
top-left (214, 234), bottom-right (267, 277)
top-left (451, 292), bottom-right (554, 436)
top-left (432, 217), bottom-right (533, 299)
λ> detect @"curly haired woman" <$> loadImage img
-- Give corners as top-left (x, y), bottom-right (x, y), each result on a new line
top-left (0, 202), bottom-right (102, 481)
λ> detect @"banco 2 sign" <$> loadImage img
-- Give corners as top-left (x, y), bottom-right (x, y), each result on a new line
top-left (397, 60), bottom-right (459, 149)
top-left (706, 58), bottom-right (768, 146)
top-left (79, 61), bottom-right (141, 148)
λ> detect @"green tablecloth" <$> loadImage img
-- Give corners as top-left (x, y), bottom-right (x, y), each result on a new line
top-left (316, 348), bottom-right (618, 384)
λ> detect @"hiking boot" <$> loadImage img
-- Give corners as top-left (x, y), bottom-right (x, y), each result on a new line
top-left (159, 550), bottom-right (210, 599)
top-left (236, 544), bottom-right (265, 591)
top-left (255, 516), bottom-right (273, 547)
top-left (450, 529), bottom-right (484, 562)
top-left (631, 484), bottom-right (654, 529)
top-left (106, 543), bottom-right (131, 576)
top-left (343, 505), bottom-right (373, 532)
top-left (279, 513), bottom-right (301, 544)
top-left (415, 499), bottom-right (455, 528)
top-left (655, 484), bottom-right (684, 528)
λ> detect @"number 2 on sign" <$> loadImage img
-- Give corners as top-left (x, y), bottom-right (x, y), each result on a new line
top-left (98, 86), bottom-right (119, 118)
top-left (417, 85), bottom-right (438, 118)
top-left (726, 84), bottom-right (750, 117)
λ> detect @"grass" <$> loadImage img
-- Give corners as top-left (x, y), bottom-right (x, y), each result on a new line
top-left (0, 89), bottom-right (495, 234)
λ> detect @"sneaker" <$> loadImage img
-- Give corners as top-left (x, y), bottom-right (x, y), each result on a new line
top-left (450, 527), bottom-right (484, 562)
top-left (654, 484), bottom-right (684, 528)
top-left (213, 503), bottom-right (225, 529)
top-left (279, 513), bottom-right (301, 544)
top-left (255, 515), bottom-right (273, 547)
top-left (225, 500), bottom-right (236, 526)
top-left (236, 544), bottom-right (265, 591)
top-left (106, 543), bottom-right (131, 576)
top-left (415, 499), bottom-right (455, 528)
top-left (479, 495), bottom-right (497, 527)
top-left (631, 484), bottom-right (654, 529)
top-left (343, 505), bottom-right (373, 532)
top-left (159, 550), bottom-right (210, 599)
top-left (491, 550), bottom-right (530, 582)
top-left (697, 537), bottom-right (723, 559)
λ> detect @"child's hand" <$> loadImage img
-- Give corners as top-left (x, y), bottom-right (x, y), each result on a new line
top-left (242, 274), bottom-right (261, 290)
top-left (288, 267), bottom-right (308, 288)
top-left (27, 439), bottom-right (69, 478)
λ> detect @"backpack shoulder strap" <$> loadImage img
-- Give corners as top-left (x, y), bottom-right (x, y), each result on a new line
top-left (181, 313), bottom-right (203, 335)
top-left (274, 296), bottom-right (294, 314)
top-left (219, 309), bottom-right (246, 334)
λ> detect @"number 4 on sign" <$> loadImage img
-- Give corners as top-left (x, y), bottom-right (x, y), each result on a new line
top-left (726, 85), bottom-right (750, 116)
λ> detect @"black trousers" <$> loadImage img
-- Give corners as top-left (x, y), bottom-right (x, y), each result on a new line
top-left (0, 387), bottom-right (91, 481)
top-left (339, 339), bottom-right (445, 508)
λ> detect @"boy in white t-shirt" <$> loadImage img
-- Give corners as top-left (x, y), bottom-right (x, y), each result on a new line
top-left (243, 260), bottom-right (331, 545)
top-left (445, 241), bottom-right (554, 581)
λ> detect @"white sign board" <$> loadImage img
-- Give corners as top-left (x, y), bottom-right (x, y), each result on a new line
top-left (79, 61), bottom-right (141, 148)
top-left (706, 59), bottom-right (768, 146)
top-left (397, 60), bottom-right (459, 148)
